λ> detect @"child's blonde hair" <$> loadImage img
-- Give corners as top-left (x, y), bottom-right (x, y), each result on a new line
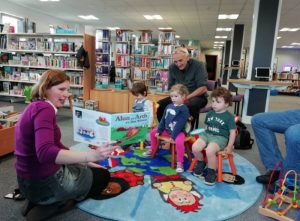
top-left (170, 84), bottom-right (189, 97)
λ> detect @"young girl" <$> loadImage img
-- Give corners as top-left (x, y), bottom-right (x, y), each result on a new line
top-left (131, 81), bottom-right (153, 127)
top-left (143, 84), bottom-right (190, 173)
top-left (192, 87), bottom-right (236, 185)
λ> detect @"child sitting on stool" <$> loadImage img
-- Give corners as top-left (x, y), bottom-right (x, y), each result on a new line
top-left (192, 87), bottom-right (236, 185)
top-left (131, 81), bottom-right (153, 127)
top-left (143, 84), bottom-right (190, 173)
top-left (126, 81), bottom-right (153, 148)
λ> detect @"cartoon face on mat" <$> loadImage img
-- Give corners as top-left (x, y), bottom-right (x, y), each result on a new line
top-left (94, 177), bottom-right (130, 200)
top-left (222, 172), bottom-right (245, 185)
top-left (101, 181), bottom-right (122, 195)
top-left (152, 175), bottom-right (203, 213)
top-left (168, 187), bottom-right (199, 207)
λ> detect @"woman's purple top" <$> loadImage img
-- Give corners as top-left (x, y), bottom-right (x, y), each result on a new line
top-left (15, 100), bottom-right (68, 180)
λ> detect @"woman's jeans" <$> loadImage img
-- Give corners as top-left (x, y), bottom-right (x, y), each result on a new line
top-left (18, 165), bottom-right (93, 205)
top-left (251, 109), bottom-right (300, 174)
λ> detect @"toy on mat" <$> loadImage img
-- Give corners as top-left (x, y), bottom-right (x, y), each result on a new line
top-left (258, 164), bottom-right (300, 221)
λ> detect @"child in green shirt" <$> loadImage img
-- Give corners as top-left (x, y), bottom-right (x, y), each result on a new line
top-left (192, 87), bottom-right (236, 185)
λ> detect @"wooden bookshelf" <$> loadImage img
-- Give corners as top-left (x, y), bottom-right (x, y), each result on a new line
top-left (0, 33), bottom-right (96, 102)
top-left (0, 126), bottom-right (15, 156)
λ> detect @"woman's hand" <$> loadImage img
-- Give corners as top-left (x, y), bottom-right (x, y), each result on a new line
top-left (87, 162), bottom-right (107, 169)
top-left (93, 145), bottom-right (116, 161)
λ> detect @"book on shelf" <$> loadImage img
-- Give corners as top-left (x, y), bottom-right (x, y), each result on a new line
top-left (0, 35), bottom-right (7, 49)
top-left (116, 30), bottom-right (132, 42)
top-left (2, 82), bottom-right (10, 93)
top-left (96, 65), bottom-right (109, 75)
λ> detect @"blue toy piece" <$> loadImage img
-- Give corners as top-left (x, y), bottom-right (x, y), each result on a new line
top-left (190, 128), bottom-right (205, 136)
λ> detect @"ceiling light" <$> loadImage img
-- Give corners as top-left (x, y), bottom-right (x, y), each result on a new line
top-left (277, 36), bottom-right (282, 39)
top-left (78, 15), bottom-right (99, 20)
top-left (214, 41), bottom-right (224, 44)
top-left (279, 28), bottom-right (299, 32)
top-left (218, 14), bottom-right (239, 20)
top-left (40, 0), bottom-right (60, 2)
top-left (158, 27), bottom-right (173, 30)
top-left (215, 36), bottom-right (227, 39)
top-left (143, 15), bottom-right (163, 20)
top-left (153, 15), bottom-right (163, 20)
top-left (107, 27), bottom-right (120, 30)
top-left (144, 15), bottom-right (152, 20)
top-left (291, 42), bottom-right (300, 45)
top-left (214, 44), bottom-right (223, 47)
top-left (282, 46), bottom-right (294, 48)
top-left (175, 35), bottom-right (180, 38)
top-left (216, 28), bottom-right (232, 31)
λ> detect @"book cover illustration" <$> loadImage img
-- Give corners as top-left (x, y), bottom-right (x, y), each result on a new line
top-left (73, 107), bottom-right (149, 146)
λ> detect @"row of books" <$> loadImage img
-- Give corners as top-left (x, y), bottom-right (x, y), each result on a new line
top-left (116, 43), bottom-right (130, 54)
top-left (116, 67), bottom-right (130, 79)
top-left (276, 72), bottom-right (299, 80)
top-left (139, 32), bottom-right (152, 43)
top-left (96, 65), bottom-right (110, 75)
top-left (96, 29), bottom-right (111, 41)
top-left (158, 45), bottom-right (175, 56)
top-left (95, 74), bottom-right (109, 89)
top-left (116, 30), bottom-right (132, 42)
top-left (1, 68), bottom-right (83, 86)
top-left (133, 68), bottom-right (149, 80)
top-left (116, 55), bottom-right (130, 67)
top-left (6, 54), bottom-right (79, 69)
top-left (158, 32), bottom-right (176, 44)
top-left (1, 82), bottom-right (25, 95)
top-left (7, 37), bottom-right (81, 52)
top-left (96, 42), bottom-right (110, 53)
top-left (133, 56), bottom-right (151, 68)
top-left (133, 44), bottom-right (156, 56)
top-left (96, 54), bottom-right (110, 65)
top-left (150, 58), bottom-right (172, 69)
top-left (0, 35), bottom-right (7, 49)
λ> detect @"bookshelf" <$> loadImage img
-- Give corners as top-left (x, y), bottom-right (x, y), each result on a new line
top-left (95, 29), bottom-right (111, 89)
top-left (115, 29), bottom-right (132, 90)
top-left (0, 33), bottom-right (84, 101)
top-left (274, 72), bottom-right (300, 95)
top-left (132, 30), bottom-right (155, 84)
top-left (148, 29), bottom-right (176, 92)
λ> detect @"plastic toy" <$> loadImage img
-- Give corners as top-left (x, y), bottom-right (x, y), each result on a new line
top-left (258, 164), bottom-right (300, 221)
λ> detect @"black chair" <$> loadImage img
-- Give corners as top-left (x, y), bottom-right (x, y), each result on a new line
top-left (232, 93), bottom-right (244, 116)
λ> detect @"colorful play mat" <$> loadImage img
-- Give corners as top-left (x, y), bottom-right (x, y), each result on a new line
top-left (72, 143), bottom-right (263, 221)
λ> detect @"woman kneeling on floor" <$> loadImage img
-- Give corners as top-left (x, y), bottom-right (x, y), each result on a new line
top-left (14, 70), bottom-right (117, 220)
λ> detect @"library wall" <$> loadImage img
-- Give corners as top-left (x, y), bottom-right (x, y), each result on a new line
top-left (1, 1), bottom-right (84, 34)
top-left (275, 48), bottom-right (300, 72)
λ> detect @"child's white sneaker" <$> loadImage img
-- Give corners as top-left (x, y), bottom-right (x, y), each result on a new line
top-left (176, 162), bottom-right (184, 173)
top-left (143, 149), bottom-right (153, 157)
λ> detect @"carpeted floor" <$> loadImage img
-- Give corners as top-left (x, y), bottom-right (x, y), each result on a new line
top-left (72, 143), bottom-right (263, 221)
